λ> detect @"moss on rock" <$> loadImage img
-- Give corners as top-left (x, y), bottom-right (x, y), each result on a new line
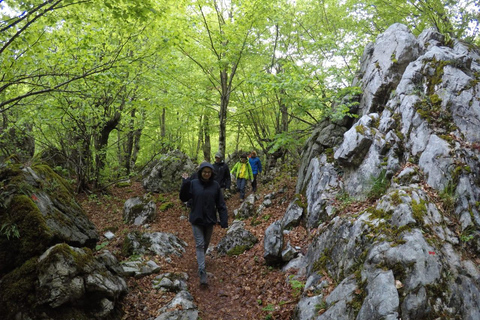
top-left (0, 194), bottom-right (53, 274)
top-left (0, 258), bottom-right (38, 318)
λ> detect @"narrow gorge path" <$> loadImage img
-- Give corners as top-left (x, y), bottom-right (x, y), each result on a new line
top-left (80, 177), bottom-right (306, 320)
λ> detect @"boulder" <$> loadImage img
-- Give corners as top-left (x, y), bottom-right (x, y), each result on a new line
top-left (1, 244), bottom-right (126, 320)
top-left (217, 220), bottom-right (258, 256)
top-left (123, 195), bottom-right (157, 225)
top-left (123, 231), bottom-right (187, 257)
top-left (263, 220), bottom-right (284, 265)
top-left (0, 164), bottom-right (99, 274)
top-left (142, 150), bottom-right (196, 193)
top-left (154, 290), bottom-right (198, 320)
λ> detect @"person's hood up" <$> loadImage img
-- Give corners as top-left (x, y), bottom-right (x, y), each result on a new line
top-left (197, 162), bottom-right (215, 181)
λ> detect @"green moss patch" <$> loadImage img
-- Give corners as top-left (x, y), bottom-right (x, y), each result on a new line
top-left (0, 258), bottom-right (38, 318)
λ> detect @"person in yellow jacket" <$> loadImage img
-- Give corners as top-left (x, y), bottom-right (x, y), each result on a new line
top-left (230, 153), bottom-right (254, 201)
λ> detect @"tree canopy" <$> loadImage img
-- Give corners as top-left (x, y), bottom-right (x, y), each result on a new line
top-left (1, 0), bottom-right (478, 190)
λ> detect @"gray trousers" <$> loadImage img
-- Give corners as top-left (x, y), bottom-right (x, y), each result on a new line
top-left (191, 224), bottom-right (214, 272)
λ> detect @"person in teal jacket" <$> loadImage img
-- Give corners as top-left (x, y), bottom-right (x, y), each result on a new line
top-left (248, 150), bottom-right (262, 193)
top-left (230, 154), bottom-right (253, 201)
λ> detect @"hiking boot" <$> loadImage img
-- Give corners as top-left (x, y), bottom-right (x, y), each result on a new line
top-left (199, 269), bottom-right (208, 285)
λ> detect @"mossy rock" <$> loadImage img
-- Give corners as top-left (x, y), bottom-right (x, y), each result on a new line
top-left (227, 245), bottom-right (249, 256)
top-left (0, 162), bottom-right (98, 274)
top-left (0, 194), bottom-right (53, 274)
top-left (0, 258), bottom-right (38, 318)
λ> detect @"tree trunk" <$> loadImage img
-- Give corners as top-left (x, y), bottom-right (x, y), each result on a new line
top-left (218, 69), bottom-right (229, 158)
top-left (196, 114), bottom-right (203, 161)
top-left (93, 111), bottom-right (121, 188)
top-left (161, 107), bottom-right (166, 138)
top-left (119, 108), bottom-right (142, 176)
top-left (203, 115), bottom-right (211, 162)
top-left (71, 128), bottom-right (92, 193)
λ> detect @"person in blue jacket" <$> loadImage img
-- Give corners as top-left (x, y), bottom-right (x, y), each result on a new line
top-left (180, 162), bottom-right (228, 286)
top-left (248, 150), bottom-right (262, 193)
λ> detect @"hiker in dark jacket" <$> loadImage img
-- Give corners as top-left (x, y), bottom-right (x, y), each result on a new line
top-left (179, 162), bottom-right (228, 285)
top-left (213, 152), bottom-right (231, 190)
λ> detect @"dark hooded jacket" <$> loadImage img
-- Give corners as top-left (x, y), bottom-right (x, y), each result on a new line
top-left (213, 161), bottom-right (231, 189)
top-left (179, 162), bottom-right (228, 228)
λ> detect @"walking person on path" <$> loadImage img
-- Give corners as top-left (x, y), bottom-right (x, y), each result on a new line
top-left (248, 150), bottom-right (262, 193)
top-left (180, 162), bottom-right (228, 286)
top-left (213, 152), bottom-right (231, 191)
top-left (230, 154), bottom-right (253, 201)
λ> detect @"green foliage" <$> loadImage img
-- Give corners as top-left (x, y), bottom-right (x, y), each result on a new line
top-left (367, 170), bottom-right (390, 199)
top-left (267, 132), bottom-right (303, 155)
top-left (411, 199), bottom-right (428, 223)
top-left (440, 181), bottom-right (457, 213)
top-left (262, 304), bottom-right (275, 312)
top-left (0, 222), bottom-right (20, 240)
top-left (460, 226), bottom-right (475, 243)
top-left (288, 275), bottom-right (305, 297)
top-left (460, 232), bottom-right (474, 243)
top-left (159, 202), bottom-right (174, 211)
top-left (227, 245), bottom-right (249, 256)
top-left (1, 0), bottom-right (478, 186)
top-left (95, 241), bottom-right (110, 251)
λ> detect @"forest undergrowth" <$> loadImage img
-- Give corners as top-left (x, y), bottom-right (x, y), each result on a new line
top-left (78, 174), bottom-right (314, 320)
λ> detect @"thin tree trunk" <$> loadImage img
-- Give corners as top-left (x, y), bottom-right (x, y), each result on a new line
top-left (203, 115), bottom-right (211, 162)
top-left (196, 114), bottom-right (203, 161)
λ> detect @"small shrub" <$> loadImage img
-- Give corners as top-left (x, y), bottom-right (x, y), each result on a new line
top-left (368, 170), bottom-right (390, 199)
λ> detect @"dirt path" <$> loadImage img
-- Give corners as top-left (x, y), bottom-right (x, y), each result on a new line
top-left (81, 178), bottom-right (305, 320)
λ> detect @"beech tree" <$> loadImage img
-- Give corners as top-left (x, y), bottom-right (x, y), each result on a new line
top-left (174, 0), bottom-right (279, 158)
top-left (1, 0), bottom-right (478, 189)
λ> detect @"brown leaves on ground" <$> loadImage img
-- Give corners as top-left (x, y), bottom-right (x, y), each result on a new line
top-left (78, 176), bottom-right (308, 320)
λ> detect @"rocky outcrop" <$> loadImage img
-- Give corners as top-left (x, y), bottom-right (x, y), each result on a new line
top-left (0, 162), bottom-right (126, 319)
top-left (142, 149), bottom-right (196, 193)
top-left (287, 24), bottom-right (480, 319)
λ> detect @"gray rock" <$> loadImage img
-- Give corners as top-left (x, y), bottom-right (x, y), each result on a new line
top-left (153, 272), bottom-right (189, 293)
top-left (143, 150), bottom-right (196, 193)
top-left (281, 199), bottom-right (304, 230)
top-left (233, 193), bottom-right (256, 219)
top-left (36, 243), bottom-right (127, 315)
top-left (290, 22), bottom-right (480, 320)
top-left (125, 231), bottom-right (187, 257)
top-left (121, 257), bottom-right (161, 278)
top-left (216, 220), bottom-right (258, 255)
top-left (305, 155), bottom-right (341, 229)
top-left (123, 196), bottom-right (157, 225)
top-left (357, 270), bottom-right (399, 320)
top-left (263, 220), bottom-right (284, 265)
top-left (154, 290), bottom-right (198, 320)
top-left (281, 241), bottom-right (298, 262)
top-left (292, 295), bottom-right (325, 320)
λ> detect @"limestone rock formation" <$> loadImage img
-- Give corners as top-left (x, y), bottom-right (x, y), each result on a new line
top-left (0, 162), bottom-right (126, 319)
top-left (288, 23), bottom-right (480, 319)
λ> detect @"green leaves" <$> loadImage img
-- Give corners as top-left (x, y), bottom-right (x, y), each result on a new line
top-left (1, 0), bottom-right (478, 186)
